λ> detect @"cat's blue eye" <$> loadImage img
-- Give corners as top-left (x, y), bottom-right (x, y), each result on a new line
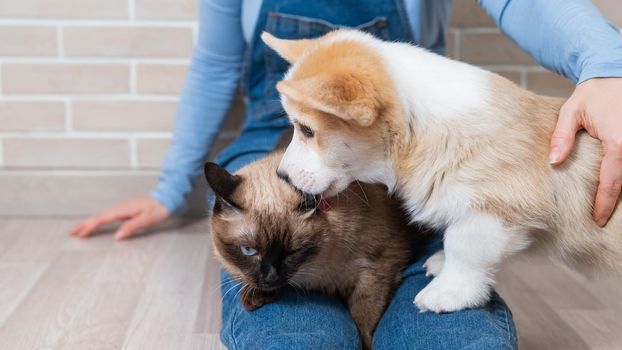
top-left (240, 246), bottom-right (257, 256)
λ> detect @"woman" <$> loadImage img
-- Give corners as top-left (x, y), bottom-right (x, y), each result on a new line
top-left (71, 1), bottom-right (622, 348)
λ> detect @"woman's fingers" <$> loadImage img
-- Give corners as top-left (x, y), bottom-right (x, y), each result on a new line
top-left (560, 78), bottom-right (622, 226)
top-left (593, 141), bottom-right (622, 226)
top-left (549, 103), bottom-right (581, 164)
top-left (70, 196), bottom-right (170, 240)
top-left (70, 203), bottom-right (136, 238)
top-left (114, 210), bottom-right (162, 240)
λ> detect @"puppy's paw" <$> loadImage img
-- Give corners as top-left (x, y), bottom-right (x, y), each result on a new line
top-left (413, 274), bottom-right (490, 313)
top-left (423, 250), bottom-right (445, 278)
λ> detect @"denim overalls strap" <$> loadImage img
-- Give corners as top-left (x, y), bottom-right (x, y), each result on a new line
top-left (214, 0), bottom-right (415, 172)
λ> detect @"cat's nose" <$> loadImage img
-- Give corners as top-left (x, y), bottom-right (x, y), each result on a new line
top-left (263, 266), bottom-right (279, 284)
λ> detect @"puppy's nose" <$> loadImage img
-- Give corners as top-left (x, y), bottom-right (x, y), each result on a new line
top-left (276, 170), bottom-right (290, 184)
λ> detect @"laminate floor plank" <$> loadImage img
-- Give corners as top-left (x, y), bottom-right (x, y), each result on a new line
top-left (55, 235), bottom-right (167, 350)
top-left (0, 262), bottom-right (49, 328)
top-left (120, 230), bottom-right (210, 350)
top-left (188, 333), bottom-right (227, 350)
top-left (0, 219), bottom-right (68, 264)
top-left (0, 219), bottom-right (24, 258)
top-left (195, 248), bottom-right (223, 335)
top-left (497, 263), bottom-right (590, 350)
top-left (0, 250), bottom-right (107, 349)
top-left (557, 309), bottom-right (622, 350)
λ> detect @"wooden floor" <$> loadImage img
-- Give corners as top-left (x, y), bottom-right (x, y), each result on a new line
top-left (0, 218), bottom-right (620, 350)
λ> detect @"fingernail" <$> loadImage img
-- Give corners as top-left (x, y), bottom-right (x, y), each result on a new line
top-left (596, 217), bottom-right (607, 227)
top-left (549, 147), bottom-right (560, 164)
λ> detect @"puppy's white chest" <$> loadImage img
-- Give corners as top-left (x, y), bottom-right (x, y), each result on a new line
top-left (402, 181), bottom-right (473, 228)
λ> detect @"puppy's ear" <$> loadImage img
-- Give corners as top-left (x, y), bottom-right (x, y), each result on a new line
top-left (261, 32), bottom-right (317, 64)
top-left (204, 162), bottom-right (242, 210)
top-left (276, 73), bottom-right (379, 127)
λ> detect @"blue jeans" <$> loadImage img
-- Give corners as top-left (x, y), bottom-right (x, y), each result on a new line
top-left (220, 235), bottom-right (517, 350)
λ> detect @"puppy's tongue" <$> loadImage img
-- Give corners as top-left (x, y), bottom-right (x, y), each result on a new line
top-left (318, 198), bottom-right (332, 212)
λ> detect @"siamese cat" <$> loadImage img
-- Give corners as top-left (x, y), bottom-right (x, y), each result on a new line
top-left (205, 151), bottom-right (427, 349)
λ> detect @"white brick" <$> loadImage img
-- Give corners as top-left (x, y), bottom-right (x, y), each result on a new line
top-left (136, 0), bottom-right (197, 20)
top-left (0, 26), bottom-right (57, 56)
top-left (64, 27), bottom-right (193, 58)
top-left (0, 102), bottom-right (66, 131)
top-left (0, 0), bottom-right (128, 19)
top-left (136, 64), bottom-right (187, 95)
top-left (2, 64), bottom-right (129, 94)
top-left (3, 138), bottom-right (131, 169)
top-left (136, 138), bottom-right (170, 168)
top-left (72, 100), bottom-right (176, 131)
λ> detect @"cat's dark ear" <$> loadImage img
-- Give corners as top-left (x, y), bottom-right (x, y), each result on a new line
top-left (204, 162), bottom-right (242, 209)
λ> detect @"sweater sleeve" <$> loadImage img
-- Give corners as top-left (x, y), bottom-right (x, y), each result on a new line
top-left (150, 0), bottom-right (246, 214)
top-left (478, 0), bottom-right (622, 83)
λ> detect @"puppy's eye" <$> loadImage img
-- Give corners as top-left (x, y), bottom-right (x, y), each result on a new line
top-left (240, 246), bottom-right (257, 256)
top-left (299, 124), bottom-right (314, 138)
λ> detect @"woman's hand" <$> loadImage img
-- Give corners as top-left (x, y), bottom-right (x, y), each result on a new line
top-left (549, 77), bottom-right (622, 226)
top-left (70, 195), bottom-right (171, 240)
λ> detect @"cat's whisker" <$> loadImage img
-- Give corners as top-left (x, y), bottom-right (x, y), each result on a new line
top-left (288, 281), bottom-right (304, 301)
top-left (219, 278), bottom-right (241, 287)
top-left (289, 276), bottom-right (311, 296)
top-left (210, 280), bottom-right (238, 295)
top-left (354, 180), bottom-right (370, 206)
top-left (233, 283), bottom-right (245, 302)
top-left (250, 286), bottom-right (257, 300)
top-left (209, 278), bottom-right (241, 299)
top-left (345, 186), bottom-right (368, 207)
top-left (292, 279), bottom-right (311, 298)
top-left (220, 277), bottom-right (243, 288)
top-left (221, 280), bottom-right (244, 302)
top-left (312, 193), bottom-right (324, 212)
top-left (219, 274), bottom-right (245, 287)
top-left (294, 281), bottom-right (306, 291)
top-left (342, 181), bottom-right (370, 207)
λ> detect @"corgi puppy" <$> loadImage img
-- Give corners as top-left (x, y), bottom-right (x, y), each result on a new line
top-left (262, 30), bottom-right (622, 313)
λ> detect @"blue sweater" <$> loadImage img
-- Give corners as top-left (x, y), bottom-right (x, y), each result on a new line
top-left (152, 0), bottom-right (622, 214)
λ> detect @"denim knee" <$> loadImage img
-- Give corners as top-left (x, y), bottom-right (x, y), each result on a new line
top-left (373, 247), bottom-right (518, 350)
top-left (374, 291), bottom-right (517, 350)
top-left (220, 272), bottom-right (361, 350)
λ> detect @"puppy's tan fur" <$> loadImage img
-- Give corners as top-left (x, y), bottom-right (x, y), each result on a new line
top-left (265, 30), bottom-right (622, 313)
top-left (207, 151), bottom-right (427, 349)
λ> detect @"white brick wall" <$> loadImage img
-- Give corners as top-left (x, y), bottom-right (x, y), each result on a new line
top-left (0, 0), bottom-right (199, 215)
top-left (0, 0), bottom-right (620, 215)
